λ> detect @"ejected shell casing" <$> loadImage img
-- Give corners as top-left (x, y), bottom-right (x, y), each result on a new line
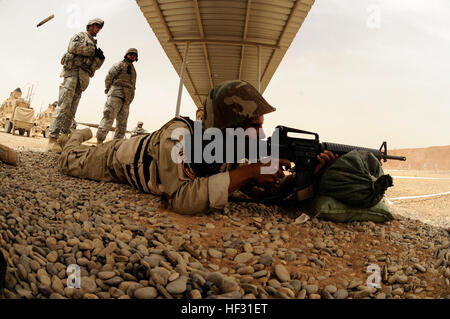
top-left (382, 264), bottom-right (388, 283)
top-left (37, 14), bottom-right (55, 27)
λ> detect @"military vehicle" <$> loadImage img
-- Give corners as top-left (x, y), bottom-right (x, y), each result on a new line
top-left (0, 88), bottom-right (35, 137)
top-left (33, 101), bottom-right (56, 137)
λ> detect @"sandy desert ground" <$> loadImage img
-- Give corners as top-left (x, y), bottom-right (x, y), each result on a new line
top-left (385, 170), bottom-right (450, 229)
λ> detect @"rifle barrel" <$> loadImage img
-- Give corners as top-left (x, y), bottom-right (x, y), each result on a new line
top-left (77, 122), bottom-right (132, 134)
top-left (322, 142), bottom-right (406, 161)
top-left (385, 154), bottom-right (406, 161)
top-left (78, 122), bottom-right (99, 128)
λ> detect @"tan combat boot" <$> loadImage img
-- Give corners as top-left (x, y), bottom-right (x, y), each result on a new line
top-left (0, 144), bottom-right (18, 166)
top-left (47, 137), bottom-right (62, 153)
top-left (79, 128), bottom-right (93, 142)
top-left (66, 128), bottom-right (93, 146)
top-left (57, 134), bottom-right (71, 151)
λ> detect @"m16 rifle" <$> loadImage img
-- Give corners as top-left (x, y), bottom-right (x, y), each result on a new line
top-left (267, 126), bottom-right (406, 193)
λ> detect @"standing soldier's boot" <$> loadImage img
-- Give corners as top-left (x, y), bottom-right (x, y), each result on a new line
top-left (0, 144), bottom-right (18, 166)
top-left (47, 137), bottom-right (62, 153)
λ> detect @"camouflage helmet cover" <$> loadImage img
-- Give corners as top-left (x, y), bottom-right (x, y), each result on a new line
top-left (124, 48), bottom-right (138, 61)
top-left (86, 18), bottom-right (104, 30)
top-left (11, 88), bottom-right (22, 98)
top-left (202, 80), bottom-right (276, 130)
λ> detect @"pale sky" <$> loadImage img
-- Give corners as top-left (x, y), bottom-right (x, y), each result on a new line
top-left (0, 0), bottom-right (449, 149)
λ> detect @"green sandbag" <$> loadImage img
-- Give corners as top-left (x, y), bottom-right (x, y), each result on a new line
top-left (309, 195), bottom-right (394, 223)
top-left (317, 150), bottom-right (393, 208)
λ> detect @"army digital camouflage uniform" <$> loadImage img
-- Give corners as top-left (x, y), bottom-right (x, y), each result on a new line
top-left (59, 80), bottom-right (276, 214)
top-left (49, 26), bottom-right (104, 139)
top-left (131, 127), bottom-right (146, 135)
top-left (96, 49), bottom-right (138, 142)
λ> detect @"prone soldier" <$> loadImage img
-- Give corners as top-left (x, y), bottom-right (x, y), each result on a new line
top-left (48, 18), bottom-right (106, 153)
top-left (57, 80), bottom-right (335, 214)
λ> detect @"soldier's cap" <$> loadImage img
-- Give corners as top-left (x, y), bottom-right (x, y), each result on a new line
top-left (125, 48), bottom-right (138, 61)
top-left (14, 88), bottom-right (22, 93)
top-left (202, 80), bottom-right (276, 130)
top-left (137, 121), bottom-right (143, 125)
top-left (86, 18), bottom-right (104, 30)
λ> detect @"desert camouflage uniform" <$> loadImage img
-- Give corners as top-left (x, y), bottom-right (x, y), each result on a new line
top-left (96, 54), bottom-right (137, 142)
top-left (49, 31), bottom-right (104, 139)
top-left (59, 80), bottom-right (276, 214)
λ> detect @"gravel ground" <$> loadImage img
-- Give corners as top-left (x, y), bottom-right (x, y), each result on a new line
top-left (0, 150), bottom-right (449, 299)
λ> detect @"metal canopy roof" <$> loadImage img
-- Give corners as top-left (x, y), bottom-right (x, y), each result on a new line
top-left (136, 0), bottom-right (315, 112)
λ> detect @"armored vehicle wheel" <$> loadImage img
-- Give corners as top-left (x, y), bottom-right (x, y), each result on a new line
top-left (19, 128), bottom-right (25, 136)
top-left (5, 120), bottom-right (12, 133)
top-left (26, 129), bottom-right (31, 137)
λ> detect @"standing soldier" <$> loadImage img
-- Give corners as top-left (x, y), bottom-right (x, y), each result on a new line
top-left (48, 18), bottom-right (106, 153)
top-left (131, 121), bottom-right (146, 136)
top-left (96, 48), bottom-right (138, 144)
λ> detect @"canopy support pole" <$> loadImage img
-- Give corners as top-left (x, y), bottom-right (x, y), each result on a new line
top-left (175, 41), bottom-right (190, 117)
top-left (257, 45), bottom-right (261, 92)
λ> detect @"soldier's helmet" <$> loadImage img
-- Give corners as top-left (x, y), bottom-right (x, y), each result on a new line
top-left (11, 88), bottom-right (22, 98)
top-left (137, 121), bottom-right (143, 126)
top-left (86, 18), bottom-right (104, 31)
top-left (125, 48), bottom-right (138, 61)
top-left (202, 80), bottom-right (276, 130)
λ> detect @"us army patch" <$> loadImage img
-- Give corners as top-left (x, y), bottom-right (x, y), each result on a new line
top-left (183, 162), bottom-right (195, 179)
top-left (176, 150), bottom-right (195, 180)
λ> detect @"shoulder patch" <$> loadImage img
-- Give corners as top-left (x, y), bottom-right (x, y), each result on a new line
top-left (176, 150), bottom-right (196, 180)
top-left (183, 162), bottom-right (196, 179)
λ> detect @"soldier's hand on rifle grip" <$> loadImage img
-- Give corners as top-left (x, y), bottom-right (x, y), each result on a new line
top-left (95, 47), bottom-right (105, 60)
top-left (228, 158), bottom-right (291, 194)
top-left (314, 150), bottom-right (337, 175)
top-left (252, 158), bottom-right (291, 187)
